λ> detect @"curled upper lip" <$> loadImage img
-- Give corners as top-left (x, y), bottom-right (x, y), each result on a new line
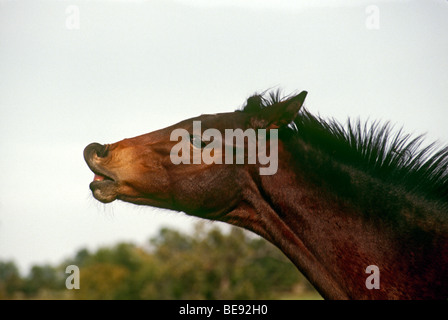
top-left (84, 143), bottom-right (117, 182)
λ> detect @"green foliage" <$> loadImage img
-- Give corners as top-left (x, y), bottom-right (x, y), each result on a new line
top-left (0, 223), bottom-right (320, 300)
top-left (0, 261), bottom-right (23, 299)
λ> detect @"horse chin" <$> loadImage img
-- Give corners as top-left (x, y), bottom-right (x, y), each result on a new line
top-left (89, 180), bottom-right (118, 203)
top-left (116, 193), bottom-right (176, 211)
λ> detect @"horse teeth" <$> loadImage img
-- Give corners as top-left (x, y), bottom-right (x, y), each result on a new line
top-left (94, 174), bottom-right (105, 181)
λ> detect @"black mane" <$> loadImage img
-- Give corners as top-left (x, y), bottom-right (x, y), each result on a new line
top-left (241, 90), bottom-right (448, 207)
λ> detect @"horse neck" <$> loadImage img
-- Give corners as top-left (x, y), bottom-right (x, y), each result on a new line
top-left (238, 144), bottom-right (448, 300)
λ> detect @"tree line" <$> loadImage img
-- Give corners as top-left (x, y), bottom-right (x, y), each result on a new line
top-left (0, 223), bottom-right (320, 300)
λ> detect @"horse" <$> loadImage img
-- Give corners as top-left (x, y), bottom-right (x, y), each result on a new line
top-left (84, 90), bottom-right (448, 299)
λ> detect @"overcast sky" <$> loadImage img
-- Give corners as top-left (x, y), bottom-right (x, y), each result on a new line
top-left (1, 0), bottom-right (447, 274)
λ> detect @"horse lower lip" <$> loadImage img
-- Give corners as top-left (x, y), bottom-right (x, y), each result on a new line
top-left (89, 180), bottom-right (117, 203)
top-left (89, 179), bottom-right (117, 194)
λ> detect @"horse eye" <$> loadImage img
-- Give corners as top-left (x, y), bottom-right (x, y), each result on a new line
top-left (190, 135), bottom-right (206, 149)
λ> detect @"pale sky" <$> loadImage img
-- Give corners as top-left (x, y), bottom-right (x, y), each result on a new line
top-left (1, 0), bottom-right (447, 274)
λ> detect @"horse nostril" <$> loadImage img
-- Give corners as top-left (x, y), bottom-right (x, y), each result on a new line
top-left (97, 144), bottom-right (109, 158)
top-left (84, 143), bottom-right (109, 163)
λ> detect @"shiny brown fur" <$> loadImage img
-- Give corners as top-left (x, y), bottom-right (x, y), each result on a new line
top-left (84, 91), bottom-right (448, 299)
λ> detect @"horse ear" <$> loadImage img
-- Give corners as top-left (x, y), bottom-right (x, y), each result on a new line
top-left (251, 91), bottom-right (308, 129)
